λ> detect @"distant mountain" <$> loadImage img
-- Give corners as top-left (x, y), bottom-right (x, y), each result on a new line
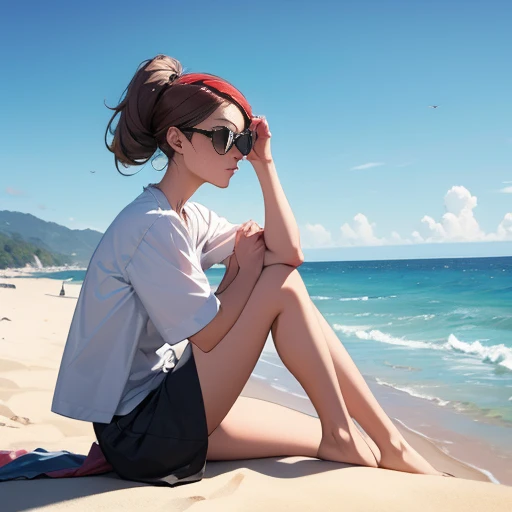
top-left (0, 211), bottom-right (104, 267)
top-left (0, 231), bottom-right (72, 269)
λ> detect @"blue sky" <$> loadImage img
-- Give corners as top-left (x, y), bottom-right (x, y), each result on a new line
top-left (1, 0), bottom-right (511, 261)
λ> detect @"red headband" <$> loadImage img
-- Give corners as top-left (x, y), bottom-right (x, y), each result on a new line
top-left (174, 73), bottom-right (254, 126)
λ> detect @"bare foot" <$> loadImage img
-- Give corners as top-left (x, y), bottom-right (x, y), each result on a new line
top-left (359, 428), bottom-right (382, 466)
top-left (379, 438), bottom-right (445, 476)
top-left (317, 427), bottom-right (379, 468)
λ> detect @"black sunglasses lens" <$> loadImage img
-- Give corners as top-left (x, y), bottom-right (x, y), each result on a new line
top-left (212, 127), bottom-right (232, 154)
top-left (235, 130), bottom-right (257, 156)
top-left (212, 127), bottom-right (257, 156)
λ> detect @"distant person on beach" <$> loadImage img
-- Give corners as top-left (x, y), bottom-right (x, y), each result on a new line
top-left (51, 54), bottom-right (452, 487)
top-left (59, 283), bottom-right (65, 296)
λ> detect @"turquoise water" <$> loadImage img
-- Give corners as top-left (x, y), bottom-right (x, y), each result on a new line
top-left (24, 256), bottom-right (512, 428)
top-left (299, 257), bottom-right (512, 428)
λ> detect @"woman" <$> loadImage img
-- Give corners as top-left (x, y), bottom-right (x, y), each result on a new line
top-left (51, 54), bottom-right (453, 486)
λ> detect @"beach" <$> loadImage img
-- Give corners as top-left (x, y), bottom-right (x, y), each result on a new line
top-left (1, 274), bottom-right (512, 511)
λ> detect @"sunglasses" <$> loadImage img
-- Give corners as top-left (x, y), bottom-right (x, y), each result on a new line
top-left (180, 126), bottom-right (258, 156)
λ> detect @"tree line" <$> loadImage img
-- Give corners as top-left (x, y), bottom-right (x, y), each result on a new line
top-left (0, 231), bottom-right (72, 269)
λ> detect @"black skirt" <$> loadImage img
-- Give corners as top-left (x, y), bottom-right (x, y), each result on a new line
top-left (93, 341), bottom-right (209, 487)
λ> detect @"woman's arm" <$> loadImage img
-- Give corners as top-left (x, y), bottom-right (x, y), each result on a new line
top-left (247, 116), bottom-right (304, 266)
top-left (253, 160), bottom-right (304, 266)
top-left (215, 253), bottom-right (239, 295)
top-left (190, 265), bottom-right (260, 353)
top-left (214, 220), bottom-right (260, 294)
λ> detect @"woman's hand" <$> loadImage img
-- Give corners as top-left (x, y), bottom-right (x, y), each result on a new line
top-left (233, 220), bottom-right (265, 272)
top-left (246, 115), bottom-right (273, 165)
top-left (230, 221), bottom-right (264, 269)
top-left (216, 221), bottom-right (265, 295)
top-left (240, 220), bottom-right (264, 237)
top-left (235, 229), bottom-right (265, 275)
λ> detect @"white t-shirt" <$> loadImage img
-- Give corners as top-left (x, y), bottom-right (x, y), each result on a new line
top-left (51, 184), bottom-right (242, 423)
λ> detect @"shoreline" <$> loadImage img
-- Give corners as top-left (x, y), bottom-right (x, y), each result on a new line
top-left (0, 277), bottom-right (510, 486)
top-left (0, 265), bottom-right (87, 279)
top-left (243, 363), bottom-right (503, 484)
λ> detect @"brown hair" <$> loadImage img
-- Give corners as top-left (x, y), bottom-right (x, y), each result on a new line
top-left (104, 54), bottom-right (246, 176)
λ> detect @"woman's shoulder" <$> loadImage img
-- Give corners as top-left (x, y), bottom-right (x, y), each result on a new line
top-left (188, 201), bottom-right (224, 226)
top-left (188, 200), bottom-right (208, 216)
top-left (96, 188), bottom-right (178, 252)
top-left (187, 201), bottom-right (215, 229)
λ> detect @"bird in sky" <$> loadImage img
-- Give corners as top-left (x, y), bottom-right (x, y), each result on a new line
top-left (90, 170), bottom-right (96, 173)
top-left (428, 105), bottom-right (439, 108)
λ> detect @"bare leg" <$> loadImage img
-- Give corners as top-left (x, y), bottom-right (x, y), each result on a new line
top-left (193, 265), bottom-right (375, 467)
top-left (308, 298), bottom-right (445, 476)
top-left (208, 395), bottom-right (322, 461)
top-left (197, 264), bottom-right (446, 475)
top-left (269, 271), bottom-right (378, 468)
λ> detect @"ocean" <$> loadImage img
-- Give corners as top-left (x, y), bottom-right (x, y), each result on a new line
top-left (21, 256), bottom-right (512, 437)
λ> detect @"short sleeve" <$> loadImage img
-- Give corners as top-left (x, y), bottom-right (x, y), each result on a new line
top-left (195, 203), bottom-right (243, 271)
top-left (125, 215), bottom-right (221, 346)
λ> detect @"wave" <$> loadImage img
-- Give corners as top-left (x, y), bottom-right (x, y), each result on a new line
top-left (374, 378), bottom-right (512, 429)
top-left (396, 314), bottom-right (436, 321)
top-left (333, 324), bottom-right (512, 371)
top-left (445, 307), bottom-right (480, 319)
top-left (446, 335), bottom-right (512, 371)
top-left (443, 308), bottom-right (512, 331)
top-left (375, 377), bottom-right (450, 406)
top-left (339, 295), bottom-right (397, 302)
top-left (383, 361), bottom-right (422, 372)
top-left (310, 295), bottom-right (399, 302)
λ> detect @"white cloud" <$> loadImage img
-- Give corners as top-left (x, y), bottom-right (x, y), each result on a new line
top-left (415, 186), bottom-right (486, 243)
top-left (69, 217), bottom-right (75, 222)
top-left (6, 187), bottom-right (23, 196)
top-left (301, 185), bottom-right (512, 248)
top-left (301, 223), bottom-right (333, 249)
top-left (339, 214), bottom-right (385, 246)
top-left (500, 186), bottom-right (512, 193)
top-left (390, 231), bottom-right (413, 244)
top-left (487, 213), bottom-right (512, 242)
top-left (350, 162), bottom-right (385, 171)
top-left (411, 231), bottom-right (424, 244)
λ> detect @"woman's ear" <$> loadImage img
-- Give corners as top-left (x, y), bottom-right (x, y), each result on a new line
top-left (166, 126), bottom-right (185, 154)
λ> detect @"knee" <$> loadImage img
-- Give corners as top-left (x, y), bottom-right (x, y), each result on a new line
top-left (260, 263), bottom-right (299, 282)
top-left (259, 264), bottom-right (305, 298)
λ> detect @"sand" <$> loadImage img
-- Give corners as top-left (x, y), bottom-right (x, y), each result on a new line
top-left (1, 276), bottom-right (511, 511)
